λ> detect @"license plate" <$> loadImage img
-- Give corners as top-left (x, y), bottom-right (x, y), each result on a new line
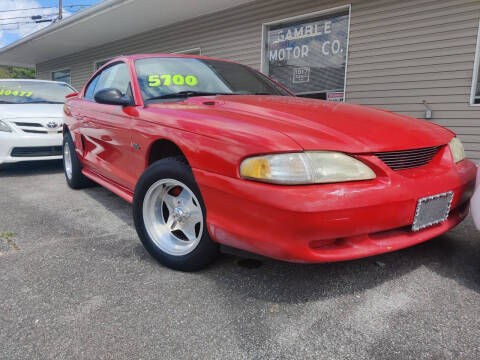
top-left (412, 191), bottom-right (453, 231)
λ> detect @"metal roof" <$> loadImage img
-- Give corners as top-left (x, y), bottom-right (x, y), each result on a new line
top-left (0, 0), bottom-right (253, 67)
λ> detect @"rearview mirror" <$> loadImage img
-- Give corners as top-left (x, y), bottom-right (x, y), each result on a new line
top-left (94, 88), bottom-right (132, 106)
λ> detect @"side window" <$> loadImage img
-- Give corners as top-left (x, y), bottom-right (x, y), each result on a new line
top-left (471, 21), bottom-right (480, 105)
top-left (95, 62), bottom-right (131, 98)
top-left (84, 74), bottom-right (100, 100)
top-left (52, 69), bottom-right (71, 84)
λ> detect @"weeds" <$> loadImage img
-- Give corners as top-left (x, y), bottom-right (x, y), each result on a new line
top-left (0, 232), bottom-right (19, 253)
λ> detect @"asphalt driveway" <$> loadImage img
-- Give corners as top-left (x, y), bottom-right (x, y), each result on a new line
top-left (1, 160), bottom-right (480, 360)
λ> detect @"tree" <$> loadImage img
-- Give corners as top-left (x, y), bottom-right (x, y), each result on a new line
top-left (0, 66), bottom-right (35, 79)
top-left (11, 67), bottom-right (35, 79)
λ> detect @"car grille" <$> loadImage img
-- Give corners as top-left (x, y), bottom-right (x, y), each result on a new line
top-left (14, 122), bottom-right (62, 134)
top-left (374, 146), bottom-right (441, 170)
top-left (23, 129), bottom-right (49, 134)
top-left (11, 146), bottom-right (63, 158)
top-left (14, 122), bottom-right (43, 127)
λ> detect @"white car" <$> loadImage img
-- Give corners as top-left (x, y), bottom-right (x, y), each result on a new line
top-left (0, 79), bottom-right (76, 166)
top-left (471, 164), bottom-right (480, 230)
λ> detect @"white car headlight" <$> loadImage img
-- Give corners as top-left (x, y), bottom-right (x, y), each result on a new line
top-left (0, 120), bottom-right (11, 133)
top-left (449, 137), bottom-right (465, 163)
top-left (240, 151), bottom-right (376, 185)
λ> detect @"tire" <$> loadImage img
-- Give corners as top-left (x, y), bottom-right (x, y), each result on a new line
top-left (63, 132), bottom-right (93, 189)
top-left (133, 157), bottom-right (218, 271)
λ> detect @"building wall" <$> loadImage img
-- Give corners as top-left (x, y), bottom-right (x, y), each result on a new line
top-left (36, 0), bottom-right (480, 160)
top-left (347, 0), bottom-right (480, 161)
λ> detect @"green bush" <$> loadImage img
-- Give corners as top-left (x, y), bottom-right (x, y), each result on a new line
top-left (0, 65), bottom-right (35, 79)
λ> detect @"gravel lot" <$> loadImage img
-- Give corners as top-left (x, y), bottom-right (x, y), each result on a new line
top-left (1, 160), bottom-right (480, 360)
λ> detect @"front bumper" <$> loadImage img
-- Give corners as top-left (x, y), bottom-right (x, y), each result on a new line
top-left (0, 132), bottom-right (63, 164)
top-left (194, 149), bottom-right (476, 263)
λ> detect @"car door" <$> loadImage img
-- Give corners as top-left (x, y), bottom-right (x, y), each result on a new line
top-left (69, 72), bottom-right (99, 161)
top-left (80, 62), bottom-right (137, 190)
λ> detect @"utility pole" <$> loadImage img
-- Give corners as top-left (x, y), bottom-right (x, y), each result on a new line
top-left (58, 0), bottom-right (63, 20)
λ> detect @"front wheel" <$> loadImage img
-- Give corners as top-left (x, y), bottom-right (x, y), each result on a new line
top-left (63, 132), bottom-right (93, 189)
top-left (133, 157), bottom-right (218, 271)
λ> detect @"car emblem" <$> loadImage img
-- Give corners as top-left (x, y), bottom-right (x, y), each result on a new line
top-left (46, 121), bottom-right (59, 129)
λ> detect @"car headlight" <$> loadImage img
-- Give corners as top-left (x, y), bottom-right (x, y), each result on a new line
top-left (240, 151), bottom-right (376, 185)
top-left (0, 120), bottom-right (11, 133)
top-left (449, 137), bottom-right (465, 163)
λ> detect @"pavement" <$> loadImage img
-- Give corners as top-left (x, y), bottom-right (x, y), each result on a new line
top-left (1, 160), bottom-right (480, 360)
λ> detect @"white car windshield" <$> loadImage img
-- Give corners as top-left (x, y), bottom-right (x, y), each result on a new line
top-left (0, 81), bottom-right (75, 104)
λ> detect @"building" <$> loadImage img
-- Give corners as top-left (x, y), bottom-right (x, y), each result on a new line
top-left (1, 0), bottom-right (479, 160)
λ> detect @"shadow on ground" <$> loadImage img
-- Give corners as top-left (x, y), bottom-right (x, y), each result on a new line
top-left (0, 160), bottom-right (63, 177)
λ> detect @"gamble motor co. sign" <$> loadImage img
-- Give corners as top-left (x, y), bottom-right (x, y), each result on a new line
top-left (266, 11), bottom-right (349, 97)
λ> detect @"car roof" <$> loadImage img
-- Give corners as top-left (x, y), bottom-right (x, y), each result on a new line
top-left (113, 53), bottom-right (238, 64)
top-left (0, 78), bottom-right (69, 85)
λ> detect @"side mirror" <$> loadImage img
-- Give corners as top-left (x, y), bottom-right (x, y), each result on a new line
top-left (94, 88), bottom-right (132, 106)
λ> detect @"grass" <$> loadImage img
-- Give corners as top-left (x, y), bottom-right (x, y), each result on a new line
top-left (0, 232), bottom-right (16, 240)
top-left (0, 232), bottom-right (19, 252)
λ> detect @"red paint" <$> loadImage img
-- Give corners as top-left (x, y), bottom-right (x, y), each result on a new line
top-left (65, 92), bottom-right (79, 98)
top-left (64, 54), bottom-right (476, 263)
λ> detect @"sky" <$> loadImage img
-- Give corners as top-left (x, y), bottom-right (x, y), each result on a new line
top-left (0, 0), bottom-right (102, 48)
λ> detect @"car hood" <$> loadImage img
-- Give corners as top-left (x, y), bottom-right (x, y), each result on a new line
top-left (182, 95), bottom-right (453, 153)
top-left (0, 104), bottom-right (64, 119)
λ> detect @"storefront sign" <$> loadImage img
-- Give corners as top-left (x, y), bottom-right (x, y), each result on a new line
top-left (265, 10), bottom-right (349, 97)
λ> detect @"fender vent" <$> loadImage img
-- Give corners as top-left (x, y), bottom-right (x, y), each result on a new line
top-left (375, 146), bottom-right (441, 171)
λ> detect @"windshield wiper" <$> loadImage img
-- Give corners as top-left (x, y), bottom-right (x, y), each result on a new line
top-left (231, 91), bottom-right (272, 95)
top-left (145, 91), bottom-right (277, 102)
top-left (146, 91), bottom-right (230, 101)
top-left (0, 100), bottom-right (15, 104)
top-left (26, 100), bottom-right (63, 104)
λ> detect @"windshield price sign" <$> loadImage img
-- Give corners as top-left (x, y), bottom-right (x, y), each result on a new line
top-left (266, 11), bottom-right (349, 96)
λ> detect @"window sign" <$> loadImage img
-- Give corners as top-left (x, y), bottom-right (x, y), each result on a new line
top-left (264, 9), bottom-right (350, 99)
top-left (327, 91), bottom-right (344, 102)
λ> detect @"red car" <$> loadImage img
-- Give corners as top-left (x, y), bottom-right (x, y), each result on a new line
top-left (63, 54), bottom-right (476, 271)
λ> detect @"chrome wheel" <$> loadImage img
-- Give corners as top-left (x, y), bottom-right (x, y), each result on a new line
top-left (64, 143), bottom-right (73, 180)
top-left (142, 179), bottom-right (204, 256)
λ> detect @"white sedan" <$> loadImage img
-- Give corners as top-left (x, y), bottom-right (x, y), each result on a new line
top-left (471, 164), bottom-right (480, 230)
top-left (0, 79), bottom-right (75, 166)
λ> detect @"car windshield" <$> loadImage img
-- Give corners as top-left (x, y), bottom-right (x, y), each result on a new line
top-left (0, 81), bottom-right (74, 104)
top-left (135, 57), bottom-right (291, 102)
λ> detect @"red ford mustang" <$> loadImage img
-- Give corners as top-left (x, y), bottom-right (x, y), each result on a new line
top-left (63, 54), bottom-right (476, 271)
